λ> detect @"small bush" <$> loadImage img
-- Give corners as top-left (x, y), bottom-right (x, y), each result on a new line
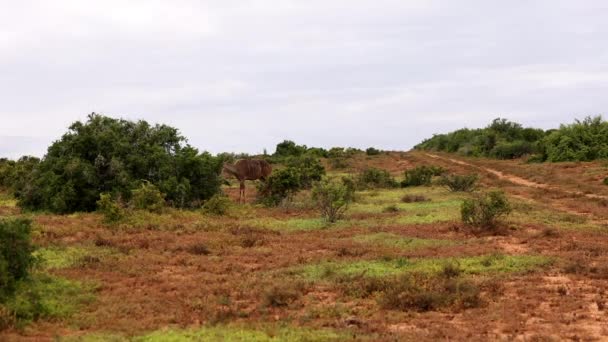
top-left (401, 166), bottom-right (445, 187)
top-left (356, 168), bottom-right (398, 189)
top-left (440, 174), bottom-right (478, 192)
top-left (0, 218), bottom-right (35, 301)
top-left (186, 243), bottom-right (210, 255)
top-left (377, 273), bottom-right (481, 312)
top-left (257, 167), bottom-right (302, 207)
top-left (202, 194), bottom-right (232, 216)
top-left (312, 178), bottom-right (355, 223)
top-left (382, 204), bottom-right (400, 213)
top-left (96, 193), bottom-right (124, 223)
top-left (461, 191), bottom-right (512, 230)
top-left (366, 147), bottom-right (382, 156)
top-left (130, 181), bottom-right (165, 213)
top-left (401, 194), bottom-right (429, 203)
top-left (604, 177), bottom-right (608, 186)
top-left (262, 282), bottom-right (305, 307)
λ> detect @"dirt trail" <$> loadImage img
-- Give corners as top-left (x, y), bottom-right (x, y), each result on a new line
top-left (425, 153), bottom-right (608, 200)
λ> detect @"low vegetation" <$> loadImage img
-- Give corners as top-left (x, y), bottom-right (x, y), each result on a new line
top-left (440, 173), bottom-right (478, 192)
top-left (461, 191), bottom-right (512, 231)
top-left (312, 178), bottom-right (355, 223)
top-left (401, 165), bottom-right (445, 187)
top-left (0, 218), bottom-right (35, 301)
top-left (356, 168), bottom-right (398, 189)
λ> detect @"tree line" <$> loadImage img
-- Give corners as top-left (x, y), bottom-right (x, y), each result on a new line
top-left (415, 116), bottom-right (608, 162)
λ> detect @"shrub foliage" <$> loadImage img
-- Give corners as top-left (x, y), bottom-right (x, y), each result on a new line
top-left (0, 218), bottom-right (35, 301)
top-left (13, 114), bottom-right (222, 213)
top-left (312, 178), bottom-right (355, 223)
top-left (439, 174), bottom-right (478, 192)
top-left (416, 116), bottom-right (608, 162)
top-left (461, 191), bottom-right (511, 230)
top-left (357, 168), bottom-right (398, 189)
top-left (401, 166), bottom-right (444, 187)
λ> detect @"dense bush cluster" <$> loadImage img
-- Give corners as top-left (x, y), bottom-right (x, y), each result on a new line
top-left (365, 147), bottom-right (382, 156)
top-left (0, 218), bottom-right (35, 301)
top-left (401, 166), bottom-right (445, 187)
top-left (356, 168), bottom-right (398, 189)
top-left (541, 116), bottom-right (608, 162)
top-left (257, 167), bottom-right (303, 206)
top-left (415, 118), bottom-right (544, 159)
top-left (257, 154), bottom-right (326, 206)
top-left (10, 114), bottom-right (223, 213)
top-left (284, 155), bottom-right (325, 188)
top-left (416, 116), bottom-right (608, 162)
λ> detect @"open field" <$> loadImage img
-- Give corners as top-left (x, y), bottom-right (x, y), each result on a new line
top-left (2, 152), bottom-right (608, 341)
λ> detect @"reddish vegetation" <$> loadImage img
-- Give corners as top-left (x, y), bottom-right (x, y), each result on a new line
top-left (3, 152), bottom-right (608, 340)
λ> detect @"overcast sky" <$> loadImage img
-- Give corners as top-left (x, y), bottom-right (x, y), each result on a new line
top-left (1, 1), bottom-right (607, 158)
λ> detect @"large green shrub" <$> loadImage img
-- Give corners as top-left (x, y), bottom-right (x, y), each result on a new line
top-left (257, 167), bottom-right (302, 206)
top-left (273, 140), bottom-right (308, 159)
top-left (312, 178), bottom-right (355, 223)
top-left (15, 114), bottom-right (222, 213)
top-left (285, 155), bottom-right (325, 188)
top-left (365, 147), bottom-right (382, 156)
top-left (0, 218), bottom-right (35, 301)
top-left (401, 166), bottom-right (444, 187)
top-left (461, 191), bottom-right (511, 230)
top-left (541, 116), bottom-right (608, 162)
top-left (357, 168), bottom-right (398, 189)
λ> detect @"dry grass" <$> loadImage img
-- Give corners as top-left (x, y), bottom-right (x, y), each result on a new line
top-left (3, 152), bottom-right (608, 340)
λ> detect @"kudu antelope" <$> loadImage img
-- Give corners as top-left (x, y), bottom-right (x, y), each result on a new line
top-left (222, 159), bottom-right (272, 203)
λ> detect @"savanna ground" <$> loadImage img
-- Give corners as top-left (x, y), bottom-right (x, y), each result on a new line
top-left (2, 151), bottom-right (608, 341)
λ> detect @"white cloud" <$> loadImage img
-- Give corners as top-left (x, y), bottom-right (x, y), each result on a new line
top-left (1, 0), bottom-right (608, 157)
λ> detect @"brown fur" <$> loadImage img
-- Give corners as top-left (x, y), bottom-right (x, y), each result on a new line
top-left (223, 159), bottom-right (272, 202)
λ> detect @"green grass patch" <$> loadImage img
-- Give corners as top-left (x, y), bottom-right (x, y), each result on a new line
top-left (3, 273), bottom-right (97, 326)
top-left (63, 326), bottom-right (353, 342)
top-left (293, 254), bottom-right (553, 280)
top-left (34, 245), bottom-right (118, 270)
top-left (0, 192), bottom-right (17, 207)
top-left (353, 233), bottom-right (455, 250)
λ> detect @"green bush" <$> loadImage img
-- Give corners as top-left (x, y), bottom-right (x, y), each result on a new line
top-left (401, 166), bottom-right (444, 187)
top-left (490, 140), bottom-right (534, 159)
top-left (366, 147), bottom-right (382, 156)
top-left (439, 174), bottom-right (478, 192)
top-left (312, 178), bottom-right (355, 223)
top-left (202, 194), bottom-right (232, 216)
top-left (416, 116), bottom-right (608, 162)
top-left (273, 140), bottom-right (308, 159)
top-left (461, 191), bottom-right (511, 230)
top-left (604, 177), bottom-right (608, 186)
top-left (257, 167), bottom-right (302, 206)
top-left (130, 181), bottom-right (165, 213)
top-left (285, 155), bottom-right (325, 189)
top-left (357, 168), bottom-right (398, 189)
top-left (96, 193), bottom-right (124, 223)
top-left (16, 114), bottom-right (222, 213)
top-left (0, 218), bottom-right (35, 301)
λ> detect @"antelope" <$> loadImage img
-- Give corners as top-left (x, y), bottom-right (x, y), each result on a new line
top-left (222, 159), bottom-right (272, 203)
